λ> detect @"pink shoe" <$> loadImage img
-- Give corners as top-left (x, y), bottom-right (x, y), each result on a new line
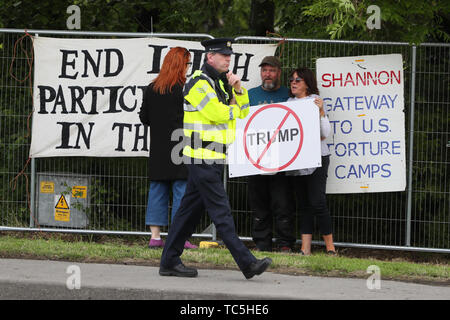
top-left (184, 240), bottom-right (198, 249)
top-left (148, 238), bottom-right (165, 248)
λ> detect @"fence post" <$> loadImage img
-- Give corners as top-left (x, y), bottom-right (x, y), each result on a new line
top-left (406, 45), bottom-right (417, 247)
top-left (30, 158), bottom-right (36, 228)
top-left (29, 33), bottom-right (38, 229)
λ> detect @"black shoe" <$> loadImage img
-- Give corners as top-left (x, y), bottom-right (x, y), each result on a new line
top-left (242, 258), bottom-right (272, 280)
top-left (255, 244), bottom-right (272, 252)
top-left (159, 263), bottom-right (198, 277)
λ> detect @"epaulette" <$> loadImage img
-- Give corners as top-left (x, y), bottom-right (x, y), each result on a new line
top-left (192, 70), bottom-right (203, 78)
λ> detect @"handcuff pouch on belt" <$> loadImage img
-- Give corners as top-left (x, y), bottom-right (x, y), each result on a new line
top-left (188, 131), bottom-right (226, 155)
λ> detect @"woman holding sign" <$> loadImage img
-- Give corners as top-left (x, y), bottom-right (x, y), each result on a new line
top-left (286, 67), bottom-right (336, 256)
top-left (139, 47), bottom-right (197, 250)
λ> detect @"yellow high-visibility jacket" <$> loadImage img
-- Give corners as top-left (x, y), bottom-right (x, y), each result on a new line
top-left (183, 64), bottom-right (250, 160)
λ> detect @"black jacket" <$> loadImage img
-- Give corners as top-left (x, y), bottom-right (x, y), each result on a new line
top-left (139, 83), bottom-right (188, 181)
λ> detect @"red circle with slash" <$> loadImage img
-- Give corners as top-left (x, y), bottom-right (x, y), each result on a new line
top-left (243, 104), bottom-right (304, 172)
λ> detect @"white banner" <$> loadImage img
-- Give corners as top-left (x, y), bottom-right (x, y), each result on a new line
top-left (30, 37), bottom-right (276, 158)
top-left (228, 99), bottom-right (321, 178)
top-left (316, 54), bottom-right (406, 193)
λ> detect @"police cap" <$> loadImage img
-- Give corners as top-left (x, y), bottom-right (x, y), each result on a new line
top-left (201, 38), bottom-right (234, 55)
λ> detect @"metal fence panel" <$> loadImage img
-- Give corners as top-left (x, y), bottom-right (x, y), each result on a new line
top-left (410, 44), bottom-right (449, 249)
top-left (230, 37), bottom-right (449, 252)
top-left (0, 30), bottom-right (449, 253)
top-left (0, 29), bottom-right (214, 239)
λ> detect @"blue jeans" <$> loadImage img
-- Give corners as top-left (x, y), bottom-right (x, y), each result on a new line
top-left (145, 180), bottom-right (187, 226)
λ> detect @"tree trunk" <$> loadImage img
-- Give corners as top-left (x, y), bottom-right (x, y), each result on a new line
top-left (249, 0), bottom-right (275, 36)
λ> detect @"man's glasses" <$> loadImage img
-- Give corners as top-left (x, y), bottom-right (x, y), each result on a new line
top-left (289, 77), bottom-right (303, 83)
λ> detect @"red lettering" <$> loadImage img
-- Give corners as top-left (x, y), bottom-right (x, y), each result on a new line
top-left (332, 73), bottom-right (343, 87)
top-left (324, 70), bottom-right (401, 87)
top-left (391, 70), bottom-right (401, 84)
top-left (344, 73), bottom-right (355, 87)
top-left (366, 72), bottom-right (378, 85)
top-left (321, 73), bottom-right (332, 87)
top-left (356, 72), bottom-right (366, 86)
top-left (378, 71), bottom-right (390, 85)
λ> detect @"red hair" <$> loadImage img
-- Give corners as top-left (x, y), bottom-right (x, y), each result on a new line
top-left (152, 47), bottom-right (190, 94)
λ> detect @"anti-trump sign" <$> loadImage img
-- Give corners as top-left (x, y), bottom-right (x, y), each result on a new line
top-left (227, 99), bottom-right (321, 178)
top-left (30, 37), bottom-right (276, 158)
top-left (316, 54), bottom-right (406, 193)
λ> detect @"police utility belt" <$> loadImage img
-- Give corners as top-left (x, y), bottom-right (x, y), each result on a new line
top-left (187, 132), bottom-right (227, 154)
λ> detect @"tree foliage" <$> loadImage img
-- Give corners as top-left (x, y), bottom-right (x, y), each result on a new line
top-left (0, 0), bottom-right (448, 42)
top-left (275, 0), bottom-right (450, 43)
top-left (0, 0), bottom-right (252, 36)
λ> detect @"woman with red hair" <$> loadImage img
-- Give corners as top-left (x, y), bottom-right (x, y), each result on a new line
top-left (139, 47), bottom-right (197, 249)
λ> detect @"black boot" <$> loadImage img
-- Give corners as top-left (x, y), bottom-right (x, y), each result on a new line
top-left (159, 263), bottom-right (198, 277)
top-left (242, 258), bottom-right (272, 279)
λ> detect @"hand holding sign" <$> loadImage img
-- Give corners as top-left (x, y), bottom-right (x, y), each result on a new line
top-left (314, 97), bottom-right (325, 117)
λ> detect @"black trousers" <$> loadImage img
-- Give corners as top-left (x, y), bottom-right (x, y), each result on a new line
top-left (248, 173), bottom-right (296, 250)
top-left (291, 155), bottom-right (333, 235)
top-left (160, 162), bottom-right (257, 271)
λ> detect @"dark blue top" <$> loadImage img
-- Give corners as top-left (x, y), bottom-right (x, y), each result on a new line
top-left (248, 85), bottom-right (290, 106)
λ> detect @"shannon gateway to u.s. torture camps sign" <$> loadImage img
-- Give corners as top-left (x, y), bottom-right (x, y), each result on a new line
top-left (316, 54), bottom-right (406, 194)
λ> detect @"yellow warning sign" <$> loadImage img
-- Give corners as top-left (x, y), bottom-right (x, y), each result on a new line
top-left (72, 186), bottom-right (87, 199)
top-left (55, 194), bottom-right (69, 209)
top-left (55, 194), bottom-right (70, 222)
top-left (55, 209), bottom-right (70, 222)
top-left (40, 181), bottom-right (54, 193)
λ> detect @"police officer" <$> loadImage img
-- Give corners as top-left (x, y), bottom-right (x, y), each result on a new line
top-left (159, 38), bottom-right (272, 279)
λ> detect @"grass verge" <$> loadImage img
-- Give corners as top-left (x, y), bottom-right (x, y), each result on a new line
top-left (0, 232), bottom-right (448, 286)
